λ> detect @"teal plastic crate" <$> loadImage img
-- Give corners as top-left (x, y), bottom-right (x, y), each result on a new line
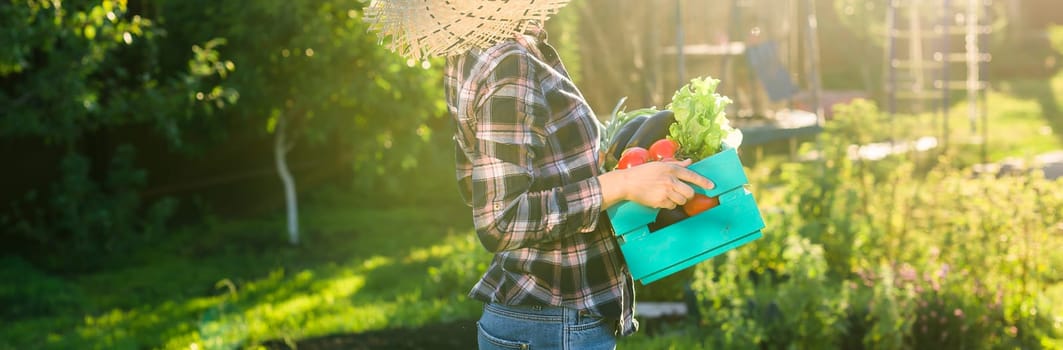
top-left (607, 148), bottom-right (765, 284)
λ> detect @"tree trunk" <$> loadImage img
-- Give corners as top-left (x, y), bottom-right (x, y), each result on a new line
top-left (274, 114), bottom-right (299, 245)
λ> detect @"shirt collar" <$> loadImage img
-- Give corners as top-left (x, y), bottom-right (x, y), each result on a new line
top-left (514, 21), bottom-right (551, 60)
top-left (523, 21), bottom-right (549, 43)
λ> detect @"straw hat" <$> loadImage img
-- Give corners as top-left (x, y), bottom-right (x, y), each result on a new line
top-left (364, 0), bottom-right (571, 61)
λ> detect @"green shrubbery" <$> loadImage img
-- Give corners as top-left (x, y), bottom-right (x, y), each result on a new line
top-left (685, 100), bottom-right (1063, 348)
top-left (0, 256), bottom-right (86, 320)
top-left (0, 0), bottom-right (224, 264)
top-left (3, 146), bottom-right (177, 263)
top-left (1, 0), bottom-right (451, 260)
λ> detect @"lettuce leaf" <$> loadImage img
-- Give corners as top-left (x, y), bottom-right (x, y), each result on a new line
top-left (667, 77), bottom-right (741, 161)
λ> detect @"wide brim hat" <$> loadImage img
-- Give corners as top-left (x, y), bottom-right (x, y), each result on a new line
top-left (364, 0), bottom-right (570, 61)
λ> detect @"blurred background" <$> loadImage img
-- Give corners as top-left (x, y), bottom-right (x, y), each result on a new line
top-left (1, 0), bottom-right (1061, 349)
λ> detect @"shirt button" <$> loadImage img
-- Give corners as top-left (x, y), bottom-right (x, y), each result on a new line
top-left (493, 203), bottom-right (502, 210)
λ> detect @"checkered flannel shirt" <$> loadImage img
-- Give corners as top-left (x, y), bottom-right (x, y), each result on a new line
top-left (444, 25), bottom-right (637, 336)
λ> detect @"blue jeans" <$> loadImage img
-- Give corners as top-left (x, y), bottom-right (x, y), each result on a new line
top-left (476, 303), bottom-right (617, 350)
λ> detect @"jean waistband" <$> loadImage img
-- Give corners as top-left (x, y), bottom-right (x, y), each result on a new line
top-left (484, 303), bottom-right (600, 323)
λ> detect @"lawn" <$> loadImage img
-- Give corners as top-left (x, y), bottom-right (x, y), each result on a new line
top-left (1, 198), bottom-right (487, 349)
top-left (945, 74), bottom-right (1063, 164)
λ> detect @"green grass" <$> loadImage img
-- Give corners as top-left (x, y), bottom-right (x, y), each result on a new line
top-left (869, 73), bottom-right (1063, 168)
top-left (618, 327), bottom-right (714, 349)
top-left (1, 200), bottom-right (487, 349)
top-left (944, 72), bottom-right (1063, 163)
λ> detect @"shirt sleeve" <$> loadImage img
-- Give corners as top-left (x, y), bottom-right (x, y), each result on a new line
top-left (467, 50), bottom-right (603, 253)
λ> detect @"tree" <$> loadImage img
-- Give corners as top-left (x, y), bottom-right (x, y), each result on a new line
top-left (157, 0), bottom-right (447, 244)
top-left (0, 0), bottom-right (234, 145)
top-left (0, 0), bottom-right (233, 256)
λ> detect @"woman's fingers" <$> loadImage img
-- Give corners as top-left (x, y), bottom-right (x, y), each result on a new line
top-left (621, 159), bottom-right (714, 209)
top-left (672, 179), bottom-right (695, 199)
top-left (666, 189), bottom-right (688, 207)
top-left (661, 158), bottom-right (693, 167)
top-left (660, 158), bottom-right (714, 191)
top-left (674, 167), bottom-right (714, 191)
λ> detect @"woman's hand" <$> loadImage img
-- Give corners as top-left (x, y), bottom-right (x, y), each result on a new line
top-left (599, 159), bottom-right (715, 210)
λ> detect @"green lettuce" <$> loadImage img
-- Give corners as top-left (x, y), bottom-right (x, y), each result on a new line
top-left (667, 77), bottom-right (742, 161)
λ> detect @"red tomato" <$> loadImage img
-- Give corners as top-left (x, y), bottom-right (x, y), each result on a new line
top-left (683, 194), bottom-right (720, 216)
top-left (649, 139), bottom-right (678, 161)
top-left (616, 147), bottom-right (649, 169)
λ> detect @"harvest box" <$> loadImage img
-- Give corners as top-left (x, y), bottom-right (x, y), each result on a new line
top-left (607, 147), bottom-right (765, 284)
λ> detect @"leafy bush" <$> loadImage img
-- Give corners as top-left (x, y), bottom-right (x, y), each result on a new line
top-left (690, 232), bottom-right (847, 349)
top-left (688, 99), bottom-right (1063, 348)
top-left (0, 0), bottom-right (234, 145)
top-left (2, 0), bottom-right (452, 256)
top-left (0, 0), bottom-right (228, 260)
top-left (156, 0), bottom-right (449, 197)
top-left (0, 256), bottom-right (86, 320)
top-left (3, 145), bottom-right (177, 266)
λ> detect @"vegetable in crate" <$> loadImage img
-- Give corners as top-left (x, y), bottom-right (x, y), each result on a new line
top-left (607, 77), bottom-right (740, 224)
top-left (648, 207), bottom-right (689, 232)
top-left (601, 98), bottom-right (658, 170)
top-left (625, 110), bottom-right (676, 150)
top-left (683, 194), bottom-right (720, 216)
top-left (667, 77), bottom-right (742, 161)
top-left (616, 147), bottom-right (649, 170)
top-left (648, 139), bottom-right (678, 161)
top-left (666, 76), bottom-right (741, 216)
top-left (606, 115), bottom-right (648, 163)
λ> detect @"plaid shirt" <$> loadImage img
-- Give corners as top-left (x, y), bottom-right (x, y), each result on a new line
top-left (444, 25), bottom-right (637, 336)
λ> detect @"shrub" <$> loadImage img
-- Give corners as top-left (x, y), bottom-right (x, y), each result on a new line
top-left (690, 234), bottom-right (847, 349)
top-left (0, 256), bottom-right (86, 320)
top-left (688, 99), bottom-right (1063, 348)
top-left (2, 145), bottom-right (178, 267)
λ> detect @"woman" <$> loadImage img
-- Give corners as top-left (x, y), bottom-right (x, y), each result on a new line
top-left (366, 2), bottom-right (712, 348)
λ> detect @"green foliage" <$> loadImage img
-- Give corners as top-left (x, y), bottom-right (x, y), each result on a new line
top-left (0, 0), bottom-right (232, 145)
top-left (0, 0), bottom-right (233, 259)
top-left (668, 77), bottom-right (738, 161)
top-left (157, 0), bottom-right (448, 194)
top-left (2, 0), bottom-right (452, 256)
top-left (3, 145), bottom-right (178, 264)
top-left (687, 99), bottom-right (1063, 348)
top-left (0, 256), bottom-right (86, 320)
top-left (690, 234), bottom-right (846, 349)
